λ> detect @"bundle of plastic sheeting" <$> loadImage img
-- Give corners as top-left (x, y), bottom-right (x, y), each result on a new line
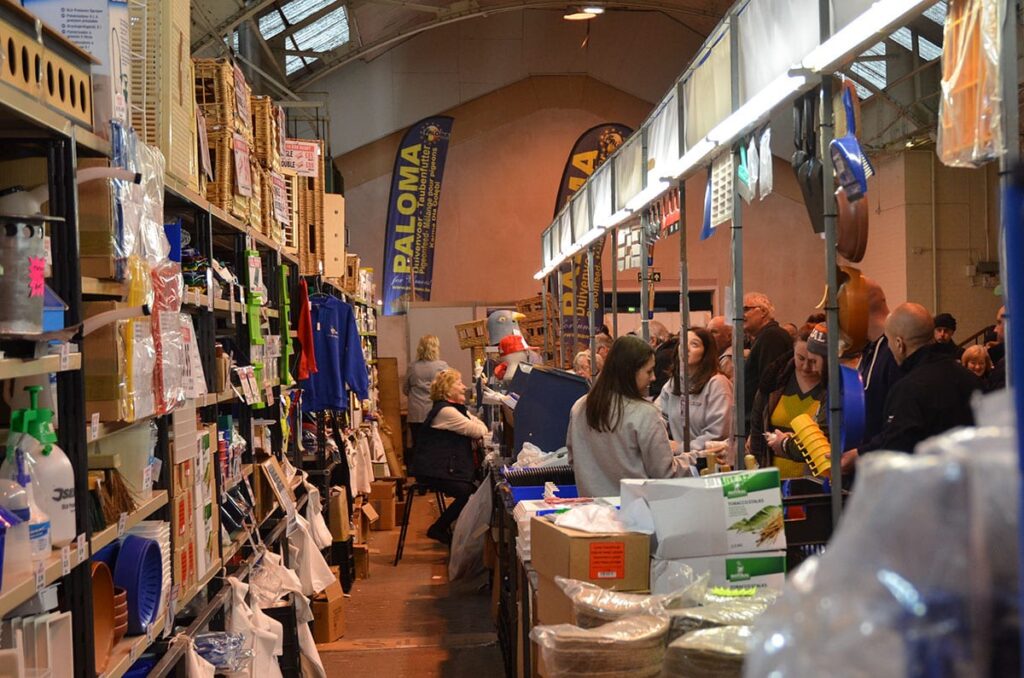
top-left (666, 599), bottom-right (772, 639)
top-left (511, 442), bottom-right (569, 468)
top-left (555, 567), bottom-right (708, 629)
top-left (745, 401), bottom-right (1018, 678)
top-left (662, 625), bottom-right (751, 677)
top-left (530, 615), bottom-right (669, 677)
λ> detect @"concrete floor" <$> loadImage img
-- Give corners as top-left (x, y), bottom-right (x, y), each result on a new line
top-left (317, 494), bottom-right (503, 677)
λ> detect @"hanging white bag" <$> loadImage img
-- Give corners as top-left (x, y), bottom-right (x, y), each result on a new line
top-left (294, 596), bottom-right (327, 678)
top-left (759, 127), bottom-right (773, 199)
top-left (223, 577), bottom-right (284, 678)
top-left (287, 514), bottom-right (336, 595)
top-left (180, 635), bottom-right (216, 678)
top-left (303, 480), bottom-right (333, 550)
top-left (448, 480), bottom-right (492, 581)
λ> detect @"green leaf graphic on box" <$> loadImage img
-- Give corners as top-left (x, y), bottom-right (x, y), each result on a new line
top-left (721, 468), bottom-right (780, 498)
top-left (725, 555), bottom-right (786, 582)
top-left (728, 506), bottom-right (781, 533)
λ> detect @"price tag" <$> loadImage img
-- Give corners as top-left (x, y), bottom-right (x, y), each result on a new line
top-left (61, 545), bottom-right (71, 576)
top-left (90, 413), bottom-right (100, 441)
top-left (143, 464), bottom-right (153, 491)
top-left (166, 587), bottom-right (178, 631)
top-left (59, 343), bottom-right (70, 371)
top-left (34, 560), bottom-right (45, 590)
top-left (265, 386), bottom-right (274, 407)
top-left (77, 533), bottom-right (87, 560)
top-left (146, 624), bottom-right (154, 644)
top-left (118, 512), bottom-right (128, 537)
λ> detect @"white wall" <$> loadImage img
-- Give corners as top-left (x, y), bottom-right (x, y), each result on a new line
top-left (317, 9), bottom-right (702, 155)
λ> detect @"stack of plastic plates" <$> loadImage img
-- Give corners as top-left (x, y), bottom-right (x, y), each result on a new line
top-left (113, 535), bottom-right (163, 635)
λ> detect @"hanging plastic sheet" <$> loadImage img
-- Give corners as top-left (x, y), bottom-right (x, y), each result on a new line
top-left (303, 479), bottom-right (333, 551)
top-left (614, 135), bottom-right (643, 212)
top-left (589, 164), bottom-right (613, 227)
top-left (830, 0), bottom-right (881, 33)
top-left (937, 0), bottom-right (1004, 167)
top-left (558, 210), bottom-right (573, 258)
top-left (294, 595), bottom-right (327, 678)
top-left (646, 90), bottom-right (680, 187)
top-left (738, 0), bottom-right (820, 103)
top-left (571, 189), bottom-right (589, 242)
top-left (683, 28), bottom-right (732, 152)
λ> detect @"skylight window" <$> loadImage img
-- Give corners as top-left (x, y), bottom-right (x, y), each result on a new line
top-left (889, 27), bottom-right (942, 61)
top-left (850, 41), bottom-right (887, 96)
top-left (259, 0), bottom-right (333, 39)
top-left (290, 6), bottom-right (350, 54)
top-left (923, 1), bottom-right (948, 25)
top-left (256, 1), bottom-right (349, 76)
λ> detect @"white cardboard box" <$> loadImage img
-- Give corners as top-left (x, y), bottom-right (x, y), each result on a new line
top-left (621, 469), bottom-right (786, 560)
top-left (651, 551), bottom-right (787, 594)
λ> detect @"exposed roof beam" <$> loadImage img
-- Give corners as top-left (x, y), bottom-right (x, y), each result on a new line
top-left (358, 0), bottom-right (448, 15)
top-left (246, 17), bottom-right (292, 83)
top-left (906, 14), bottom-right (944, 48)
top-left (193, 0), bottom-right (286, 53)
top-left (843, 68), bottom-right (932, 132)
top-left (294, 0), bottom-right (724, 89)
top-left (285, 49), bottom-right (327, 58)
top-left (272, 0), bottom-right (347, 41)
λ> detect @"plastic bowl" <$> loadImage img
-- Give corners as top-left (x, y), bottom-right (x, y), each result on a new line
top-left (113, 620), bottom-right (128, 645)
top-left (91, 562), bottom-right (115, 673)
top-left (92, 541), bottom-right (120, 570)
top-left (113, 535), bottom-right (164, 635)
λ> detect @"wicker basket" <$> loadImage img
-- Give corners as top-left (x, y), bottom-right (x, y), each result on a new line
top-left (130, 0), bottom-right (198, 191)
top-left (295, 139), bottom-right (326, 276)
top-left (205, 130), bottom-right (250, 220)
top-left (281, 169), bottom-right (300, 255)
top-left (515, 293), bottom-right (555, 324)
top-left (455, 319), bottom-right (488, 350)
top-left (344, 254), bottom-right (360, 294)
top-left (248, 162), bottom-right (264, 234)
top-left (251, 96), bottom-right (281, 169)
top-left (194, 58), bottom-right (251, 140)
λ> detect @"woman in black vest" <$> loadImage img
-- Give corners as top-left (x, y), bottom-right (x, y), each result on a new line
top-left (408, 369), bottom-right (488, 544)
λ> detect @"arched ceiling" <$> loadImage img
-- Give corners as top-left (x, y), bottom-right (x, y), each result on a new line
top-left (191, 0), bottom-right (731, 91)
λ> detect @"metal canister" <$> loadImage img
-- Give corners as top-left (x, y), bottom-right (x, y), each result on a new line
top-left (0, 214), bottom-right (61, 335)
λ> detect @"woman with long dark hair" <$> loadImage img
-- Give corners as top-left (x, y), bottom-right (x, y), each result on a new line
top-left (567, 336), bottom-right (693, 496)
top-left (656, 328), bottom-right (733, 458)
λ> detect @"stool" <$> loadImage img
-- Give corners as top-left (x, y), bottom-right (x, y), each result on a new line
top-left (393, 482), bottom-right (448, 566)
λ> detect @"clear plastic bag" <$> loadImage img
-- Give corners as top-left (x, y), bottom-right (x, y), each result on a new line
top-left (180, 635), bottom-right (217, 678)
top-left (449, 479), bottom-right (492, 581)
top-left (555, 571), bottom-right (708, 629)
top-left (193, 632), bottom-right (252, 672)
top-left (745, 421), bottom-right (1017, 677)
top-left (303, 480), bottom-right (333, 551)
top-left (936, 0), bottom-right (1003, 167)
top-left (663, 625), bottom-right (752, 677)
top-left (530, 615), bottom-right (669, 677)
top-left (667, 598), bottom-right (773, 637)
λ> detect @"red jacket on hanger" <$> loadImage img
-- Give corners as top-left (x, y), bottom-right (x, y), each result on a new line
top-left (296, 278), bottom-right (318, 380)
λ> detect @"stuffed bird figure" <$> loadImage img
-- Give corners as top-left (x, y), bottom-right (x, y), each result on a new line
top-left (487, 309), bottom-right (525, 346)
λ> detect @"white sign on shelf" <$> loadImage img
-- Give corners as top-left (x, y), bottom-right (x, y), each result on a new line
top-left (282, 140), bottom-right (320, 178)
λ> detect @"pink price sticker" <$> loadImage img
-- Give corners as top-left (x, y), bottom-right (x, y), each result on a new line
top-left (28, 256), bottom-right (46, 297)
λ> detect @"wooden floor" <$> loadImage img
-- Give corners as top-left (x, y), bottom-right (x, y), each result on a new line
top-left (317, 493), bottom-right (502, 677)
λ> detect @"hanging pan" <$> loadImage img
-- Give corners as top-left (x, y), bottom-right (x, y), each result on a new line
top-left (797, 94), bottom-right (825, 234)
top-left (836, 185), bottom-right (869, 262)
top-left (830, 80), bottom-right (875, 200)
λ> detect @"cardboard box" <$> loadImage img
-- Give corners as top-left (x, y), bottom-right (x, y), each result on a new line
top-left (353, 543), bottom-right (370, 579)
top-left (171, 487), bottom-right (194, 541)
top-left (534, 575), bottom-right (576, 626)
top-left (530, 517), bottom-right (649, 591)
top-left (620, 468), bottom-right (785, 560)
top-left (311, 578), bottom-right (346, 643)
top-left (370, 496), bottom-right (396, 531)
top-left (328, 486), bottom-right (351, 541)
top-left (369, 480), bottom-right (396, 501)
top-left (650, 551), bottom-right (787, 594)
top-left (172, 459), bottom-right (194, 498)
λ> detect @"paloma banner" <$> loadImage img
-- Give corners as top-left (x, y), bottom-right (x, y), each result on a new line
top-left (382, 116), bottom-right (454, 316)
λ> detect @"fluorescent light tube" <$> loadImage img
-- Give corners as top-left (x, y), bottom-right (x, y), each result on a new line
top-left (802, 0), bottom-right (936, 72)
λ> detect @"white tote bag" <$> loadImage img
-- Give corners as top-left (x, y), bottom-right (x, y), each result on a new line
top-left (287, 514), bottom-right (335, 595)
top-left (303, 480), bottom-right (333, 550)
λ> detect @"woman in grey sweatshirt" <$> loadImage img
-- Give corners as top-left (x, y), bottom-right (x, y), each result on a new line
top-left (567, 336), bottom-right (694, 497)
top-left (405, 335), bottom-right (449, 448)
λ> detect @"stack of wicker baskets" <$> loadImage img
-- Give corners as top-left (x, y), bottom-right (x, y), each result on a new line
top-left (251, 96), bottom-right (286, 245)
top-left (294, 138), bottom-right (326, 276)
top-left (516, 293), bottom-right (557, 357)
top-left (194, 58), bottom-right (253, 219)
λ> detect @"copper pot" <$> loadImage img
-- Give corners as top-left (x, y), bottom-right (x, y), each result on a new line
top-left (836, 185), bottom-right (868, 262)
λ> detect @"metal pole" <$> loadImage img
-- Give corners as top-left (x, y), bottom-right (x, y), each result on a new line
top-left (569, 255), bottom-right (578, 362)
top-left (818, 0), bottom-right (843, 528)
top-left (557, 267), bottom-right (566, 369)
top-left (678, 183), bottom-right (691, 452)
top-left (542, 276), bottom-right (551, 363)
top-left (587, 247), bottom-right (596, 361)
top-left (729, 11), bottom-right (747, 452)
top-left (640, 214), bottom-right (651, 342)
top-left (612, 225), bottom-right (619, 337)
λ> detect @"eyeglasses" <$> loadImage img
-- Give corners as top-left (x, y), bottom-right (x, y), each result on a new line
top-left (742, 305), bottom-right (762, 313)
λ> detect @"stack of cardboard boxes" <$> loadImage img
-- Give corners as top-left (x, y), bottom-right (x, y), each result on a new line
top-left (170, 411), bottom-right (220, 604)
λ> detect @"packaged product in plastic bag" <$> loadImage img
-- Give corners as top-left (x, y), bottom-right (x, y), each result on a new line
top-left (662, 625), bottom-right (752, 677)
top-left (287, 515), bottom-right (336, 595)
top-left (552, 504), bottom-right (626, 533)
top-left (193, 632), bottom-right (252, 672)
top-left (303, 480), bottom-right (333, 551)
top-left (745, 419), bottom-right (1018, 678)
top-left (151, 260), bottom-right (186, 414)
top-left (248, 550), bottom-right (304, 609)
top-left (223, 577), bottom-right (283, 678)
top-left (937, 0), bottom-right (1003, 167)
top-left (554, 569), bottom-right (708, 629)
top-left (512, 442), bottom-right (569, 468)
top-left (666, 598), bottom-right (773, 637)
top-left (449, 479), bottom-right (492, 581)
top-left (180, 635), bottom-right (217, 678)
top-left (530, 615), bottom-right (669, 677)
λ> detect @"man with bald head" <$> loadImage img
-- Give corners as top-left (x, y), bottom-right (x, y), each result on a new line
top-left (706, 316), bottom-right (734, 379)
top-left (861, 302), bottom-right (981, 454)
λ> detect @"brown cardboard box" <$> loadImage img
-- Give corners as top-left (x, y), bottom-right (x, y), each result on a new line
top-left (534, 575), bottom-right (575, 626)
top-left (530, 517), bottom-right (650, 591)
top-left (328, 486), bottom-right (351, 541)
top-left (311, 578), bottom-right (346, 643)
top-left (353, 543), bottom-right (370, 579)
top-left (370, 497), bottom-right (396, 531)
top-left (172, 459), bottom-right (194, 498)
top-left (369, 480), bottom-right (396, 501)
top-left (171, 487), bottom-right (194, 541)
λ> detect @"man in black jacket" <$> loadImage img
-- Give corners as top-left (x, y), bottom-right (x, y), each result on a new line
top-left (861, 303), bottom-right (982, 455)
top-left (742, 293), bottom-right (794, 430)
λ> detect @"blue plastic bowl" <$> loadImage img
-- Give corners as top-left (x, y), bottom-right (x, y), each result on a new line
top-left (113, 535), bottom-right (163, 635)
top-left (124, 656), bottom-right (158, 678)
top-left (92, 542), bottom-right (120, 570)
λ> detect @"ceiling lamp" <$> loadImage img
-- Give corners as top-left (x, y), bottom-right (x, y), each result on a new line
top-left (581, 6), bottom-right (605, 13)
top-left (563, 8), bottom-right (597, 20)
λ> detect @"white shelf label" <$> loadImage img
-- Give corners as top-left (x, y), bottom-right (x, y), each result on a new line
top-left (59, 344), bottom-right (70, 371)
top-left (61, 545), bottom-right (71, 576)
top-left (77, 533), bottom-right (87, 560)
top-left (118, 512), bottom-right (128, 537)
top-left (143, 464), bottom-right (153, 492)
top-left (34, 560), bottom-right (45, 590)
top-left (90, 413), bottom-right (100, 441)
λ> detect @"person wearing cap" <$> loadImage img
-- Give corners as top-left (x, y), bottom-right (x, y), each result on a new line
top-left (933, 313), bottom-right (963, 359)
top-left (748, 322), bottom-right (830, 477)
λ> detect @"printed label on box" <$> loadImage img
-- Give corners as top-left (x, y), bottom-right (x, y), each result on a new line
top-left (589, 542), bottom-right (626, 580)
top-left (282, 140), bottom-right (320, 177)
top-left (233, 134), bottom-right (252, 197)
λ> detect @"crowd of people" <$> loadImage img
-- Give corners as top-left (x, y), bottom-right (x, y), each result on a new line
top-left (400, 288), bottom-right (1007, 537)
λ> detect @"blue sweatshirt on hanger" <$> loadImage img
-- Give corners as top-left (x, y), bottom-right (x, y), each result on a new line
top-left (301, 295), bottom-right (369, 411)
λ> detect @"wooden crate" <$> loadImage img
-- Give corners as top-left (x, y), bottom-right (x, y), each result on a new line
top-left (205, 130), bottom-right (250, 221)
top-left (323, 193), bottom-right (346, 279)
top-left (294, 139), bottom-right (325, 276)
top-left (194, 58), bottom-right (251, 139)
top-left (455, 319), bottom-right (488, 350)
top-left (515, 293), bottom-right (554, 324)
top-left (344, 254), bottom-right (360, 294)
top-left (251, 95), bottom-right (281, 169)
top-left (130, 0), bottom-right (198, 191)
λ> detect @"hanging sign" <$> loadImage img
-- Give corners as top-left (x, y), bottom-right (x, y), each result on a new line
top-left (553, 123), bottom-right (631, 363)
top-left (282, 139), bottom-right (320, 178)
top-left (381, 116), bottom-right (454, 316)
top-left (232, 133), bottom-right (252, 197)
top-left (270, 172), bottom-right (289, 224)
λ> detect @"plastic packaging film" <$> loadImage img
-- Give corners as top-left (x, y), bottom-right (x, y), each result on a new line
top-left (529, 615), bottom-right (669, 678)
top-left (152, 260), bottom-right (186, 414)
top-left (663, 625), bottom-right (752, 677)
top-left (555, 568), bottom-right (708, 629)
top-left (744, 408), bottom-right (1018, 677)
top-left (937, 0), bottom-right (1003, 167)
